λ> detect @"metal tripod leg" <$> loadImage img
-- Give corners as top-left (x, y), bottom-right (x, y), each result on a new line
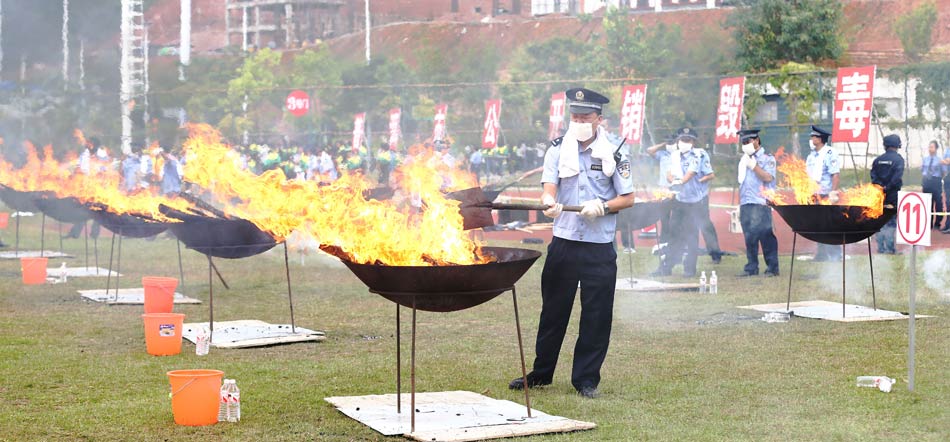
top-left (411, 298), bottom-right (417, 434)
top-left (512, 286), bottom-right (532, 418)
top-left (867, 238), bottom-right (876, 310)
top-left (786, 233), bottom-right (797, 311)
top-left (207, 255), bottom-right (215, 338)
top-left (396, 304), bottom-right (401, 414)
top-left (841, 237), bottom-right (846, 318)
top-left (283, 243), bottom-right (296, 332)
top-left (106, 234), bottom-right (115, 299)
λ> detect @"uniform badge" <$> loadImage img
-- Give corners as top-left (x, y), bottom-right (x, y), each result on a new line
top-left (575, 90), bottom-right (585, 100)
top-left (591, 164), bottom-right (603, 171)
top-left (618, 160), bottom-right (631, 179)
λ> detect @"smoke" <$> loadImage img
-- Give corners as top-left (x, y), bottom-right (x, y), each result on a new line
top-left (921, 248), bottom-right (950, 301)
top-left (814, 243), bottom-right (899, 308)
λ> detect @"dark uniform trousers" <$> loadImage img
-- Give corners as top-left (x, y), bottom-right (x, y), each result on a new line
top-left (943, 179), bottom-right (950, 230)
top-left (661, 199), bottom-right (703, 274)
top-left (699, 196), bottom-right (722, 258)
top-left (922, 176), bottom-right (943, 228)
top-left (739, 204), bottom-right (779, 274)
top-left (533, 237), bottom-right (616, 390)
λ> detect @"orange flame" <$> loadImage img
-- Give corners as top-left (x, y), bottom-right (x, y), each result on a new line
top-left (763, 147), bottom-right (884, 219)
top-left (0, 139), bottom-right (189, 221)
top-left (180, 124), bottom-right (488, 266)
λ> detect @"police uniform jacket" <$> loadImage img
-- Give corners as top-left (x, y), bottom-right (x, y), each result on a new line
top-left (739, 148), bottom-right (777, 206)
top-left (870, 149), bottom-right (905, 207)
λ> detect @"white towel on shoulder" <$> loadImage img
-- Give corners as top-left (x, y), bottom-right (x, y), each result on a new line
top-left (558, 127), bottom-right (616, 178)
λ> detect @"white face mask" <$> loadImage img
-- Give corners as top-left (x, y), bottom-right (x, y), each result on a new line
top-left (741, 143), bottom-right (756, 156)
top-left (677, 141), bottom-right (692, 153)
top-left (809, 140), bottom-right (817, 150)
top-left (567, 121), bottom-right (594, 142)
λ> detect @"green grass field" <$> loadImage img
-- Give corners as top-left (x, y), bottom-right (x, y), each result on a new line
top-left (0, 218), bottom-right (948, 441)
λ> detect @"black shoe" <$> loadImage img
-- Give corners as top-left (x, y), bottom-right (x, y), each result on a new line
top-left (508, 374), bottom-right (551, 390)
top-left (577, 386), bottom-right (600, 399)
top-left (941, 228), bottom-right (950, 234)
top-left (736, 271), bottom-right (757, 277)
top-left (710, 253), bottom-right (722, 264)
top-left (763, 270), bottom-right (780, 277)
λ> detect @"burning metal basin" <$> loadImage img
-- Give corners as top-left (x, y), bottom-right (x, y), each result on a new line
top-left (159, 204), bottom-right (278, 259)
top-left (33, 196), bottom-right (93, 224)
top-left (624, 199), bottom-right (672, 231)
top-left (770, 204), bottom-right (897, 245)
top-left (334, 246), bottom-right (541, 312)
top-left (88, 205), bottom-right (170, 238)
top-left (0, 184), bottom-right (47, 212)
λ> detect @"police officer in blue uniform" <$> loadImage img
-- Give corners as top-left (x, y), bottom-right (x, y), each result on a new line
top-left (736, 129), bottom-right (779, 276)
top-left (508, 88), bottom-right (635, 399)
top-left (805, 125), bottom-right (842, 261)
top-left (871, 134), bottom-right (905, 254)
top-left (652, 127), bottom-right (714, 277)
top-left (921, 140), bottom-right (943, 229)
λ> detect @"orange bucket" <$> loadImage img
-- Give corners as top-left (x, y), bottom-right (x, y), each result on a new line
top-left (166, 369), bottom-right (224, 426)
top-left (142, 313), bottom-right (185, 356)
top-left (142, 276), bottom-right (179, 313)
top-left (0, 212), bottom-right (8, 229)
top-left (20, 257), bottom-right (48, 285)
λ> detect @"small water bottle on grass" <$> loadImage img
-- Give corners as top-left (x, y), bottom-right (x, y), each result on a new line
top-left (710, 271), bottom-right (718, 294)
top-left (195, 326), bottom-right (210, 356)
top-left (857, 376), bottom-right (895, 392)
top-left (699, 271), bottom-right (707, 294)
top-left (218, 379), bottom-right (241, 422)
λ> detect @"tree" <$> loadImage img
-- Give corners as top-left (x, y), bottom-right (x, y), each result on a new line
top-left (729, 0), bottom-right (844, 72)
top-left (894, 1), bottom-right (938, 63)
top-left (223, 48), bottom-right (286, 142)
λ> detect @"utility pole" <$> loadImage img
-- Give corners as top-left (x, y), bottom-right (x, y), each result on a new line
top-left (365, 0), bottom-right (371, 65)
top-left (62, 0), bottom-right (69, 89)
top-left (180, 0), bottom-right (191, 81)
top-left (120, 0), bottom-right (146, 154)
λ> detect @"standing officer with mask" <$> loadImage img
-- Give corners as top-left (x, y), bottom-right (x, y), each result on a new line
top-left (871, 134), bottom-right (904, 254)
top-left (806, 125), bottom-right (841, 261)
top-left (653, 127), bottom-right (714, 277)
top-left (736, 129), bottom-right (779, 277)
top-left (509, 88), bottom-right (635, 399)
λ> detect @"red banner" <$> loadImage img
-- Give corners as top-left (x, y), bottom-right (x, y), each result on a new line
top-left (388, 108), bottom-right (402, 150)
top-left (482, 99), bottom-right (502, 149)
top-left (715, 76), bottom-right (745, 144)
top-left (433, 103), bottom-right (448, 142)
top-left (620, 85), bottom-right (647, 145)
top-left (832, 66), bottom-right (876, 143)
top-left (548, 92), bottom-right (566, 140)
top-left (351, 113), bottom-right (365, 151)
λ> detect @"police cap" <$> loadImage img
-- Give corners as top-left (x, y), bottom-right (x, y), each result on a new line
top-left (675, 127), bottom-right (698, 141)
top-left (566, 88), bottom-right (609, 114)
top-left (883, 134), bottom-right (902, 148)
top-left (738, 129), bottom-right (761, 143)
top-left (809, 125), bottom-right (831, 142)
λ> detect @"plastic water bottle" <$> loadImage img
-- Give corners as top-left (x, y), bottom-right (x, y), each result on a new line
top-left (59, 262), bottom-right (68, 283)
top-left (709, 271), bottom-right (718, 294)
top-left (699, 271), bottom-right (707, 294)
top-left (218, 379), bottom-right (241, 422)
top-left (856, 376), bottom-right (895, 392)
top-left (195, 326), bottom-right (210, 356)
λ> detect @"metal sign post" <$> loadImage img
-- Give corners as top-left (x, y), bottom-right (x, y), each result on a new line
top-left (896, 191), bottom-right (931, 392)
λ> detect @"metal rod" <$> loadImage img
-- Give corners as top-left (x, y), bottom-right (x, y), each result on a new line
top-left (867, 238), bottom-right (876, 310)
top-left (58, 221), bottom-right (63, 253)
top-left (105, 233), bottom-right (115, 298)
top-left (411, 298), bottom-right (417, 434)
top-left (84, 222), bottom-right (88, 269)
top-left (115, 235), bottom-right (123, 300)
top-left (841, 238), bottom-right (846, 318)
top-left (283, 242), bottom-right (296, 332)
top-left (176, 240), bottom-right (185, 294)
top-left (93, 235), bottom-right (98, 274)
top-left (40, 213), bottom-right (45, 257)
top-left (512, 286), bottom-right (532, 418)
top-left (627, 247), bottom-right (634, 285)
top-left (210, 260), bottom-right (230, 290)
top-left (908, 245), bottom-right (916, 391)
top-left (786, 233), bottom-right (797, 311)
top-left (15, 212), bottom-right (20, 257)
top-left (208, 255), bottom-right (215, 336)
top-left (396, 303), bottom-right (401, 414)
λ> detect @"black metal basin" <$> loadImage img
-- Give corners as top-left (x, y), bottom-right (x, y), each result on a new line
top-left (331, 246), bottom-right (541, 313)
top-left (159, 204), bottom-right (278, 259)
top-left (33, 196), bottom-right (93, 223)
top-left (771, 204), bottom-right (897, 245)
top-left (89, 206), bottom-right (170, 238)
top-left (0, 184), bottom-right (46, 212)
top-left (623, 198), bottom-right (672, 231)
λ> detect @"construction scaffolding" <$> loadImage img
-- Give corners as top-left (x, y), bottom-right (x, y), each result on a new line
top-left (120, 0), bottom-right (147, 154)
top-left (225, 0), bottom-right (345, 51)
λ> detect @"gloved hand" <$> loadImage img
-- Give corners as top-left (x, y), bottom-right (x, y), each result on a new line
top-left (828, 190), bottom-right (840, 204)
top-left (746, 156), bottom-right (757, 170)
top-left (580, 199), bottom-right (606, 220)
top-left (542, 194), bottom-right (562, 218)
top-left (670, 178), bottom-right (684, 186)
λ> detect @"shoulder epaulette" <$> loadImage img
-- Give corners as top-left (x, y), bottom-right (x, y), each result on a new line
top-left (550, 137), bottom-right (563, 147)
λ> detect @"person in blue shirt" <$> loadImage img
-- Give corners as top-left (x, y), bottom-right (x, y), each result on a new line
top-left (735, 129), bottom-right (779, 277)
top-left (921, 140), bottom-right (943, 229)
top-left (939, 141), bottom-right (950, 233)
top-left (645, 134), bottom-right (676, 246)
top-left (508, 88), bottom-right (635, 400)
top-left (805, 125), bottom-right (842, 261)
top-left (652, 127), bottom-right (714, 277)
top-left (870, 134), bottom-right (905, 254)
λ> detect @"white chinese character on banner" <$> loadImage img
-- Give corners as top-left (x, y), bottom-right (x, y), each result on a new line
top-left (389, 113), bottom-right (401, 147)
top-left (716, 84), bottom-right (741, 139)
top-left (836, 72), bottom-right (871, 138)
top-left (484, 106), bottom-right (498, 146)
top-left (621, 89), bottom-right (645, 141)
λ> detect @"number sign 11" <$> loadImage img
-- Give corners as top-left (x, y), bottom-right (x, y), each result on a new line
top-left (896, 191), bottom-right (931, 246)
